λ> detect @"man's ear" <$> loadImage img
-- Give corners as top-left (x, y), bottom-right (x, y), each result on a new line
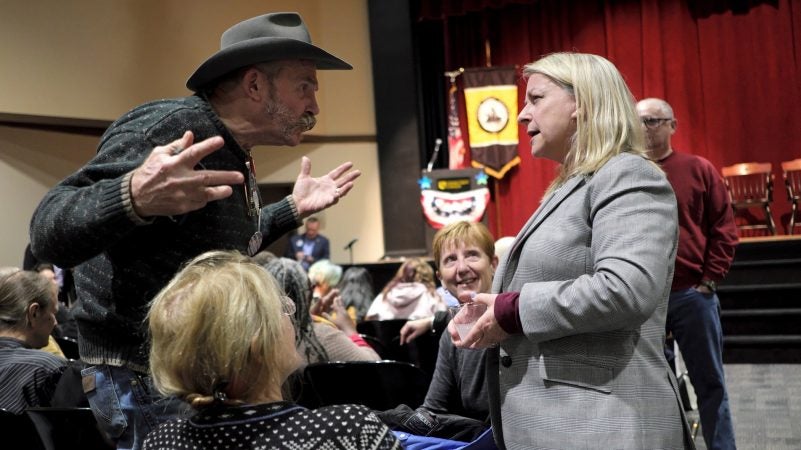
top-left (242, 68), bottom-right (264, 100)
top-left (26, 302), bottom-right (41, 325)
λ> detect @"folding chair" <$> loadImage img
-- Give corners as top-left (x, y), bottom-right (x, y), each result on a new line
top-left (721, 162), bottom-right (776, 235)
top-left (53, 336), bottom-right (79, 360)
top-left (357, 319), bottom-right (440, 381)
top-left (25, 407), bottom-right (113, 450)
top-left (303, 361), bottom-right (430, 411)
top-left (0, 408), bottom-right (44, 450)
top-left (781, 158), bottom-right (801, 234)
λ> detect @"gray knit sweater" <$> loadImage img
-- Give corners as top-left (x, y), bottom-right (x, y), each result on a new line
top-left (29, 95), bottom-right (299, 372)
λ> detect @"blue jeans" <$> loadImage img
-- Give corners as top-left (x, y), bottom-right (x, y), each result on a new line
top-left (81, 365), bottom-right (189, 450)
top-left (665, 288), bottom-right (736, 450)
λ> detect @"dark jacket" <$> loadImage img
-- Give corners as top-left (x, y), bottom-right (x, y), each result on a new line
top-left (29, 95), bottom-right (299, 372)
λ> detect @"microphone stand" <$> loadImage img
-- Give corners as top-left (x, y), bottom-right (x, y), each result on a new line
top-left (343, 238), bottom-right (358, 265)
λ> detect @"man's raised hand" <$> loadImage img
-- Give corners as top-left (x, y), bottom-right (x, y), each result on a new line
top-left (291, 156), bottom-right (361, 217)
top-left (130, 131), bottom-right (245, 217)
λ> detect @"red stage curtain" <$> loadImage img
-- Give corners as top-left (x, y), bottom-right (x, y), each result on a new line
top-left (423, 0), bottom-right (801, 237)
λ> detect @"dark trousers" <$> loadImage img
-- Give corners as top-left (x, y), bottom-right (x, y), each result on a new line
top-left (666, 288), bottom-right (736, 450)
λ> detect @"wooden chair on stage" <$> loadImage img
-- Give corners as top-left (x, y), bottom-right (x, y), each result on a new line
top-left (781, 159), bottom-right (801, 235)
top-left (721, 162), bottom-right (776, 236)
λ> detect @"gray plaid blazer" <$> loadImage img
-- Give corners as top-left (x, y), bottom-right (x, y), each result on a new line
top-left (487, 153), bottom-right (692, 449)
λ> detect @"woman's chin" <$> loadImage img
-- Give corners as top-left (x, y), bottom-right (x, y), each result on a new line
top-left (456, 286), bottom-right (477, 300)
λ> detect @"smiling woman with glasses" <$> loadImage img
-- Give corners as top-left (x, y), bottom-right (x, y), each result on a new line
top-left (145, 250), bottom-right (399, 450)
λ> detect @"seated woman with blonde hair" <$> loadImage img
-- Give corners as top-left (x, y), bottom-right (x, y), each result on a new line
top-left (143, 250), bottom-right (399, 450)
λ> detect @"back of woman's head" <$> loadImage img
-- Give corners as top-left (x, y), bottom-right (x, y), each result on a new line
top-left (307, 259), bottom-right (343, 291)
top-left (337, 267), bottom-right (374, 320)
top-left (148, 250), bottom-right (287, 407)
top-left (523, 52), bottom-right (646, 189)
top-left (0, 269), bottom-right (53, 331)
top-left (384, 258), bottom-right (436, 295)
top-left (265, 258), bottom-right (310, 323)
top-left (264, 257), bottom-right (328, 363)
top-left (432, 221), bottom-right (495, 268)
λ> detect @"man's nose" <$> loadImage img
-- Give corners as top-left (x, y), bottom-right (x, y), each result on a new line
top-left (308, 92), bottom-right (320, 116)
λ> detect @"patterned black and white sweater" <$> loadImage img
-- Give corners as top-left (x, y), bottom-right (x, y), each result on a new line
top-left (142, 402), bottom-right (401, 450)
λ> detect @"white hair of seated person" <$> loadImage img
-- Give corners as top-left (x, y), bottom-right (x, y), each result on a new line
top-left (494, 237), bottom-right (516, 261)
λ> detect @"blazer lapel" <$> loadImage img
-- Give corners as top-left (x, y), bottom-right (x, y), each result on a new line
top-left (499, 176), bottom-right (587, 291)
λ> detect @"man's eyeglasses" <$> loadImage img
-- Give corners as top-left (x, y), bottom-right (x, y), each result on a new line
top-left (641, 117), bottom-right (673, 129)
top-left (280, 296), bottom-right (296, 317)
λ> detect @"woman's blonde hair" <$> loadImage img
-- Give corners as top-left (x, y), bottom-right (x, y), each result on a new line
top-left (432, 221), bottom-right (495, 269)
top-left (147, 250), bottom-right (287, 408)
top-left (523, 52), bottom-right (649, 195)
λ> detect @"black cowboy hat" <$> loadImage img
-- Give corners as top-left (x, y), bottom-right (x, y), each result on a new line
top-left (186, 12), bottom-right (351, 91)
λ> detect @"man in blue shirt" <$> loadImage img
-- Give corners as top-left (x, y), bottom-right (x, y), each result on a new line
top-left (286, 216), bottom-right (330, 270)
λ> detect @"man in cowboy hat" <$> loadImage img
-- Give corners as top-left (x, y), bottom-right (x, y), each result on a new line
top-left (29, 12), bottom-right (357, 450)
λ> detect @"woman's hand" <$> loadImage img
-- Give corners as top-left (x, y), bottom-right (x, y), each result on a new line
top-left (399, 317), bottom-right (433, 345)
top-left (450, 293), bottom-right (510, 349)
top-left (318, 289), bottom-right (358, 335)
top-left (309, 288), bottom-right (336, 317)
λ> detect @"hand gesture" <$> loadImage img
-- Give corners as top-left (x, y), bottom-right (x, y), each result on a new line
top-left (130, 131), bottom-right (244, 217)
top-left (291, 157), bottom-right (361, 217)
top-left (450, 293), bottom-right (510, 349)
top-left (309, 288), bottom-right (334, 317)
top-left (316, 289), bottom-right (358, 335)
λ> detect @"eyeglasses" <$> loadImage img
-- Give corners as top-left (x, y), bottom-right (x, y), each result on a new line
top-left (641, 117), bottom-right (673, 129)
top-left (280, 296), bottom-right (296, 317)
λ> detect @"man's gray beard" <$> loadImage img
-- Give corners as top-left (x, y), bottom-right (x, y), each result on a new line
top-left (300, 113), bottom-right (317, 131)
top-left (265, 100), bottom-right (316, 136)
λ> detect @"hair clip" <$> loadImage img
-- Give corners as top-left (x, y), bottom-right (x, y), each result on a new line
top-left (212, 380), bottom-right (229, 403)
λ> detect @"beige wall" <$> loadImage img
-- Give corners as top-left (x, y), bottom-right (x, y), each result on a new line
top-left (0, 0), bottom-right (384, 267)
top-left (253, 142), bottom-right (384, 264)
top-left (0, 126), bottom-right (98, 267)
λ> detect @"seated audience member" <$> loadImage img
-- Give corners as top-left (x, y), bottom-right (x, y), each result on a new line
top-left (399, 235), bottom-right (514, 344)
top-left (422, 221), bottom-right (497, 421)
top-left (308, 259), bottom-right (343, 299)
top-left (143, 251), bottom-right (399, 450)
top-left (365, 258), bottom-right (446, 321)
top-left (33, 262), bottom-right (79, 342)
top-left (492, 236), bottom-right (515, 262)
top-left (337, 266), bottom-right (375, 322)
top-left (266, 258), bottom-right (380, 365)
top-left (0, 268), bottom-right (67, 414)
top-left (250, 249), bottom-right (277, 267)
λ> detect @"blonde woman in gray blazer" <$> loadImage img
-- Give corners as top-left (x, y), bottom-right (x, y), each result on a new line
top-left (451, 53), bottom-right (692, 449)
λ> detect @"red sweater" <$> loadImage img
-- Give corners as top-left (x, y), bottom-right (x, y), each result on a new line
top-left (659, 151), bottom-right (738, 290)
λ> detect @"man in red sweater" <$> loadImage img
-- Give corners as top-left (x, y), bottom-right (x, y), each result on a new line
top-left (637, 98), bottom-right (738, 450)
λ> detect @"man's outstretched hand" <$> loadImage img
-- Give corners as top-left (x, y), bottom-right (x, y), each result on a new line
top-left (292, 156), bottom-right (361, 217)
